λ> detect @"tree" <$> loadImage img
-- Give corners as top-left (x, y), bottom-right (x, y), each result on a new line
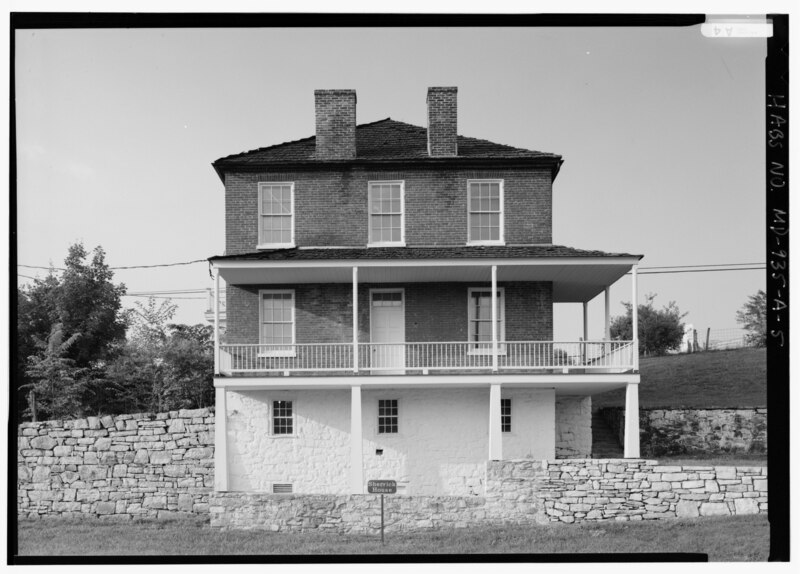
top-left (105, 300), bottom-right (214, 413)
top-left (23, 324), bottom-right (88, 420)
top-left (610, 293), bottom-right (687, 356)
top-left (56, 243), bottom-right (128, 367)
top-left (16, 242), bottom-right (128, 420)
top-left (736, 290), bottom-right (767, 347)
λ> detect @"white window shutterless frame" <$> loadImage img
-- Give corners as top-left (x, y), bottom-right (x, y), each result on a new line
top-left (368, 181), bottom-right (405, 246)
top-left (467, 287), bottom-right (506, 355)
top-left (259, 290), bottom-right (296, 357)
top-left (257, 182), bottom-right (295, 248)
top-left (467, 180), bottom-right (504, 245)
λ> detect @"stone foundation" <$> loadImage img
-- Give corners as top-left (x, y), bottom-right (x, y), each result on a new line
top-left (209, 459), bottom-right (766, 532)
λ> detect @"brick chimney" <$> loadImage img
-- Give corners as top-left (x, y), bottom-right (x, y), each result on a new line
top-left (426, 87), bottom-right (458, 157)
top-left (314, 89), bottom-right (357, 160)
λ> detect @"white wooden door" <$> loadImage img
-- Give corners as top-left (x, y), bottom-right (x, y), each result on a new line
top-left (370, 290), bottom-right (405, 372)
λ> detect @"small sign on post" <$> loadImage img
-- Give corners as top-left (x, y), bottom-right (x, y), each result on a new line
top-left (367, 480), bottom-right (396, 544)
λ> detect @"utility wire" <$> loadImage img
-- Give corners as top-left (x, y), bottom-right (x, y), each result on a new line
top-left (635, 266), bottom-right (765, 275)
top-left (639, 262), bottom-right (765, 270)
top-left (18, 259), bottom-right (206, 272)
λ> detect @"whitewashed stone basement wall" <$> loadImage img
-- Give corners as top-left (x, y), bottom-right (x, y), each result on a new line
top-left (555, 397), bottom-right (591, 458)
top-left (210, 459), bottom-right (767, 532)
top-left (18, 409), bottom-right (214, 519)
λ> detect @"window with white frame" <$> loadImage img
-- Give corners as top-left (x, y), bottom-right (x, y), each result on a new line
top-left (260, 290), bottom-right (295, 355)
top-left (467, 180), bottom-right (503, 244)
top-left (467, 288), bottom-right (505, 351)
top-left (501, 398), bottom-right (511, 433)
top-left (378, 399), bottom-right (398, 434)
top-left (272, 400), bottom-right (294, 435)
top-left (258, 182), bottom-right (294, 247)
top-left (368, 181), bottom-right (404, 245)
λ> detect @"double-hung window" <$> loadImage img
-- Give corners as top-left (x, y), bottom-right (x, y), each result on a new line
top-left (467, 180), bottom-right (504, 244)
top-left (368, 181), bottom-right (404, 246)
top-left (467, 288), bottom-right (505, 353)
top-left (501, 398), bottom-right (511, 433)
top-left (259, 290), bottom-right (295, 356)
top-left (272, 400), bottom-right (294, 436)
top-left (258, 182), bottom-right (294, 248)
top-left (378, 399), bottom-right (399, 434)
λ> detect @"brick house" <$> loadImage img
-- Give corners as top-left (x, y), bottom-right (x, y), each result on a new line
top-left (208, 88), bottom-right (643, 496)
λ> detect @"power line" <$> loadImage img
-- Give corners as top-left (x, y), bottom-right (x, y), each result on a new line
top-left (635, 266), bottom-right (765, 275)
top-left (18, 259), bottom-right (207, 272)
top-left (639, 262), bottom-right (765, 270)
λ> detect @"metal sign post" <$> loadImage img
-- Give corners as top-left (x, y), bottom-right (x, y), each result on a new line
top-left (367, 479), bottom-right (396, 545)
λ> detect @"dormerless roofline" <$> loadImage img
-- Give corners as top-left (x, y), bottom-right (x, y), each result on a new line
top-left (212, 157), bottom-right (564, 184)
top-left (210, 256), bottom-right (642, 269)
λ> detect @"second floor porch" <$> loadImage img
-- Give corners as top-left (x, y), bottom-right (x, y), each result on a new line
top-left (210, 246), bottom-right (643, 379)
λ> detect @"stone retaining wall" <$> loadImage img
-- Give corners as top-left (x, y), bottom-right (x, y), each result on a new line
top-left (210, 459), bottom-right (766, 532)
top-left (599, 407), bottom-right (767, 457)
top-left (210, 493), bottom-right (519, 533)
top-left (488, 459), bottom-right (767, 523)
top-left (17, 409), bottom-right (215, 519)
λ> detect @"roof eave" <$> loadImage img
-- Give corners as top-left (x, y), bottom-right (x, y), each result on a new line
top-left (212, 155), bottom-right (563, 177)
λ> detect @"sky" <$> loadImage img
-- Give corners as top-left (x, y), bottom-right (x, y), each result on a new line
top-left (14, 22), bottom-right (767, 341)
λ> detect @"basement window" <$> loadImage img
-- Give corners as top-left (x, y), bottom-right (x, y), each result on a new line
top-left (272, 483), bottom-right (293, 494)
top-left (501, 398), bottom-right (511, 433)
top-left (378, 399), bottom-right (398, 434)
top-left (272, 400), bottom-right (294, 436)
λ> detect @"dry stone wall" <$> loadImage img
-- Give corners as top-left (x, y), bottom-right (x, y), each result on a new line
top-left (600, 407), bottom-right (767, 456)
top-left (487, 459), bottom-right (767, 523)
top-left (18, 409), bottom-right (214, 519)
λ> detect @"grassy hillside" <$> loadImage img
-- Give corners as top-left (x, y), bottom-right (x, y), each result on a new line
top-left (592, 348), bottom-right (766, 410)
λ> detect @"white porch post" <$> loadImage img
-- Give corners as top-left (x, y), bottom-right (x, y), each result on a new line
top-left (604, 287), bottom-right (611, 340)
top-left (350, 385), bottom-right (364, 493)
top-left (352, 267), bottom-right (359, 373)
top-left (582, 301), bottom-right (589, 365)
top-left (488, 384), bottom-right (503, 460)
top-left (491, 265), bottom-right (498, 372)
top-left (213, 268), bottom-right (220, 375)
top-left (214, 387), bottom-right (228, 491)
top-left (624, 383), bottom-right (640, 458)
top-left (631, 264), bottom-right (639, 370)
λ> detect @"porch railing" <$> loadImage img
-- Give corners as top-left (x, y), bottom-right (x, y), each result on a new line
top-left (218, 340), bottom-right (636, 374)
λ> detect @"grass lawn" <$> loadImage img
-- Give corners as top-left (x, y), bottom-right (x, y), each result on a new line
top-left (592, 348), bottom-right (766, 410)
top-left (16, 515), bottom-right (768, 560)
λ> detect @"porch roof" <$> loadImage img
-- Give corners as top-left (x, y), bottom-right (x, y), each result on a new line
top-left (210, 245), bottom-right (643, 303)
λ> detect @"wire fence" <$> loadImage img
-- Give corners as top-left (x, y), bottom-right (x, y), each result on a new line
top-left (681, 327), bottom-right (758, 353)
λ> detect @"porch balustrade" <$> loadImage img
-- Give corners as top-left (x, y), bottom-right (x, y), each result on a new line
top-left (217, 340), bottom-right (636, 375)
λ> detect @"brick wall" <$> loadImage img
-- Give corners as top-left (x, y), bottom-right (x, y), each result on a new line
top-left (426, 87), bottom-right (458, 157)
top-left (226, 281), bottom-right (552, 344)
top-left (224, 167), bottom-right (552, 254)
top-left (314, 89), bottom-right (357, 160)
